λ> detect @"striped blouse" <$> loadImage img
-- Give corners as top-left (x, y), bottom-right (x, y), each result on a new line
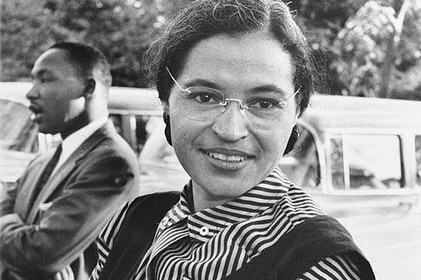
top-left (90, 168), bottom-right (362, 280)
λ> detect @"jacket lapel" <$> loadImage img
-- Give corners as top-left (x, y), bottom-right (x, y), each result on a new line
top-left (27, 122), bottom-right (115, 223)
top-left (16, 152), bottom-right (53, 220)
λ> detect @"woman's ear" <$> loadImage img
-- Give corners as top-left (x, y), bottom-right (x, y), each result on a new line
top-left (283, 125), bottom-right (299, 155)
top-left (161, 101), bottom-right (172, 146)
top-left (162, 101), bottom-right (170, 115)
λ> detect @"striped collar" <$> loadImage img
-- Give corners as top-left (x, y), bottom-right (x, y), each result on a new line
top-left (155, 167), bottom-right (291, 242)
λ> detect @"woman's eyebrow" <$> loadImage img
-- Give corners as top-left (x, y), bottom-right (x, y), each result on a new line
top-left (249, 85), bottom-right (289, 97)
top-left (183, 79), bottom-right (290, 97)
top-left (184, 78), bottom-right (223, 91)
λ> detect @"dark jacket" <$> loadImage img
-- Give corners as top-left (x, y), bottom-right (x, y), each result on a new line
top-left (0, 122), bottom-right (140, 280)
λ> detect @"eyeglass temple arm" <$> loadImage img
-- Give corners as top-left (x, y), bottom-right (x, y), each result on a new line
top-left (166, 67), bottom-right (184, 91)
top-left (281, 86), bottom-right (302, 106)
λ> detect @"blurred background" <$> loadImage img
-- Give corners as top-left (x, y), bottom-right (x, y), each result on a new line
top-left (1, 0), bottom-right (421, 99)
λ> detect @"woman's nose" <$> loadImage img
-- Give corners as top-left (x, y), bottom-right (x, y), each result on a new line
top-left (211, 102), bottom-right (250, 142)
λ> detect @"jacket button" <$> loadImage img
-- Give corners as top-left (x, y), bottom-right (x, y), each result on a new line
top-left (199, 226), bottom-right (209, 236)
top-left (162, 217), bottom-right (169, 224)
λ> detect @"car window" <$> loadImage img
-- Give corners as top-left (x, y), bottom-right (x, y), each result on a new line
top-left (279, 126), bottom-right (320, 189)
top-left (0, 99), bottom-right (39, 153)
top-left (329, 134), bottom-right (402, 190)
top-left (139, 116), bottom-right (179, 165)
top-left (137, 116), bottom-right (189, 194)
top-left (415, 135), bottom-right (421, 187)
top-left (109, 113), bottom-right (152, 154)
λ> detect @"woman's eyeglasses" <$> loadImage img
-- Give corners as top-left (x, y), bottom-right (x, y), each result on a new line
top-left (166, 67), bottom-right (299, 130)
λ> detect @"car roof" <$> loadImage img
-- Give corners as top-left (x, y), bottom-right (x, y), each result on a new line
top-left (108, 86), bottom-right (162, 115)
top-left (0, 82), bottom-right (31, 105)
top-left (302, 94), bottom-right (421, 132)
top-left (0, 82), bottom-right (163, 115)
top-left (2, 82), bottom-right (421, 131)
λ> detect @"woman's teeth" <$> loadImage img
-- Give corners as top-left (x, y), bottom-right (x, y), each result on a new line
top-left (208, 152), bottom-right (246, 162)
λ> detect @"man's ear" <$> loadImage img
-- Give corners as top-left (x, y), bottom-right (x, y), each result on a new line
top-left (84, 79), bottom-right (96, 97)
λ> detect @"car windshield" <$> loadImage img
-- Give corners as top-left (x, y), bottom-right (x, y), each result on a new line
top-left (0, 99), bottom-right (39, 153)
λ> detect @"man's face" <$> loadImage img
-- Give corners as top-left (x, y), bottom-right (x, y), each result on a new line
top-left (27, 49), bottom-right (86, 135)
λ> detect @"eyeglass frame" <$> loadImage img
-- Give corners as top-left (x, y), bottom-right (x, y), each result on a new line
top-left (165, 66), bottom-right (300, 128)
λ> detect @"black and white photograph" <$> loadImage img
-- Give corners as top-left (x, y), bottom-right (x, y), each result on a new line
top-left (1, 1), bottom-right (420, 279)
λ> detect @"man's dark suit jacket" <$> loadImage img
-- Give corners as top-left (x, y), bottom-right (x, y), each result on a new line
top-left (0, 122), bottom-right (139, 280)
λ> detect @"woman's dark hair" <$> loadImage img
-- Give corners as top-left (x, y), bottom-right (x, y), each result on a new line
top-left (146, 0), bottom-right (313, 116)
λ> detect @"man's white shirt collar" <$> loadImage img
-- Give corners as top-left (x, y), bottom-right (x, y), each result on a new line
top-left (53, 116), bottom-right (109, 174)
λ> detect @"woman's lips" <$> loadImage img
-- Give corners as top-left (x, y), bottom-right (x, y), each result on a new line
top-left (202, 148), bottom-right (253, 170)
top-left (207, 152), bottom-right (246, 162)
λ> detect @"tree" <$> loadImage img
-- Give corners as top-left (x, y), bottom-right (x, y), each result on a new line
top-left (290, 0), bottom-right (368, 95)
top-left (331, 0), bottom-right (421, 98)
top-left (2, 0), bottom-right (420, 100)
top-left (1, 0), bottom-right (54, 81)
top-left (0, 0), bottom-right (190, 86)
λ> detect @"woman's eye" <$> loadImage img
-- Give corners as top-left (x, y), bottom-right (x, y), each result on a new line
top-left (189, 91), bottom-right (222, 104)
top-left (185, 87), bottom-right (223, 104)
top-left (195, 93), bottom-right (214, 103)
top-left (249, 99), bottom-right (279, 109)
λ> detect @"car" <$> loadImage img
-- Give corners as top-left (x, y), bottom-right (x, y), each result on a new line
top-left (1, 82), bottom-right (421, 279)
top-left (282, 95), bottom-right (421, 280)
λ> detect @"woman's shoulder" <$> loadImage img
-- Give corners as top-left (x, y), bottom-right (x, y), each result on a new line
top-left (226, 215), bottom-right (375, 280)
top-left (270, 215), bottom-right (375, 279)
top-left (275, 183), bottom-right (325, 225)
top-left (130, 191), bottom-right (181, 205)
top-left (98, 191), bottom-right (180, 248)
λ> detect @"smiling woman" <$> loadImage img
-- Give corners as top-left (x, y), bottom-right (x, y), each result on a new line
top-left (90, 1), bottom-right (375, 280)
top-left (165, 32), bottom-right (299, 209)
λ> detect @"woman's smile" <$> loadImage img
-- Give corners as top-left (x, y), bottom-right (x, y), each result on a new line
top-left (202, 148), bottom-right (253, 171)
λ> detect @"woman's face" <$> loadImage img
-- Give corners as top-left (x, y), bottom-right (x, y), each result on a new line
top-left (165, 31), bottom-right (298, 211)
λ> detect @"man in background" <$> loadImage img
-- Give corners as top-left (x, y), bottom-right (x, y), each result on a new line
top-left (0, 42), bottom-right (139, 280)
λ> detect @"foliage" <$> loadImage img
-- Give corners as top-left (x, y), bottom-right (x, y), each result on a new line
top-left (0, 0), bottom-right (188, 86)
top-left (333, 1), bottom-right (398, 97)
top-left (290, 0), bottom-right (368, 95)
top-left (331, 0), bottom-right (421, 98)
top-left (1, 0), bottom-right (420, 99)
top-left (289, 0), bottom-right (421, 99)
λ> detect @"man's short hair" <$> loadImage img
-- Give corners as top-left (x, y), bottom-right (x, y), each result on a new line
top-left (49, 42), bottom-right (112, 87)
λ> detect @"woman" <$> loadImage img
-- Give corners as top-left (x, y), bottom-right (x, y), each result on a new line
top-left (91, 1), bottom-right (375, 279)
